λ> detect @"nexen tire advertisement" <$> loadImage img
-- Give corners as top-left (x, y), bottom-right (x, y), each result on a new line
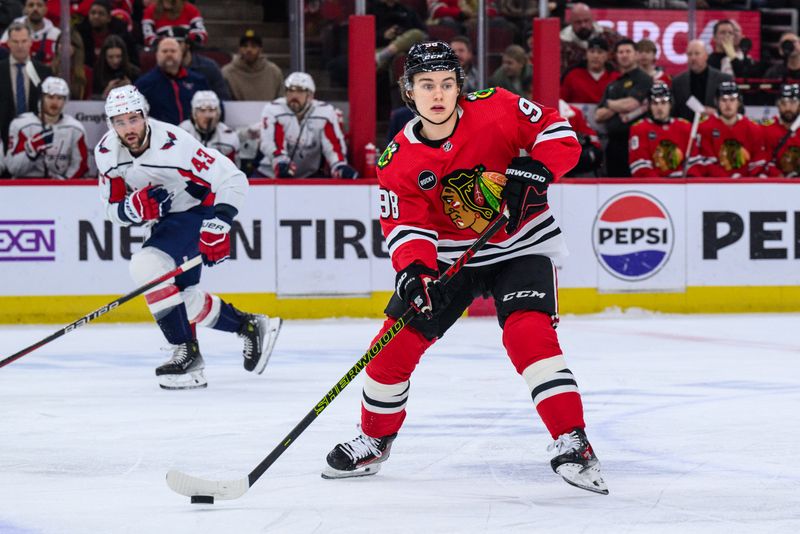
top-left (0, 181), bottom-right (798, 311)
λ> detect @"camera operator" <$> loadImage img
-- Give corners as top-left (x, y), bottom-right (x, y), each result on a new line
top-left (765, 33), bottom-right (800, 82)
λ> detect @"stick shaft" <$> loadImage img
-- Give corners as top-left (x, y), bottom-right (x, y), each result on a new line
top-left (0, 255), bottom-right (202, 369)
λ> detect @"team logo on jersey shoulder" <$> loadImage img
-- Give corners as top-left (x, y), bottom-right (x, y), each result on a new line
top-left (465, 88), bottom-right (496, 101)
top-left (97, 142), bottom-right (110, 154)
top-left (377, 141), bottom-right (399, 169)
top-left (418, 170), bottom-right (437, 190)
top-left (161, 131), bottom-right (177, 150)
top-left (761, 118), bottom-right (775, 126)
top-left (439, 165), bottom-right (506, 234)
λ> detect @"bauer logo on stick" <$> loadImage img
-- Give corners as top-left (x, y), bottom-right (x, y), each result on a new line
top-left (592, 192), bottom-right (674, 281)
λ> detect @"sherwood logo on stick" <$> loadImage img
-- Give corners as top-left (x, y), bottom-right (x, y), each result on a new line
top-left (592, 192), bottom-right (674, 281)
top-left (0, 220), bottom-right (56, 262)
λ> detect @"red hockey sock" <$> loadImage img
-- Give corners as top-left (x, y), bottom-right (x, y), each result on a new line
top-left (361, 317), bottom-right (434, 438)
top-left (503, 310), bottom-right (585, 438)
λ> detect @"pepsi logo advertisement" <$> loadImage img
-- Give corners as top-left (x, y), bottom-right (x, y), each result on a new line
top-left (592, 192), bottom-right (674, 282)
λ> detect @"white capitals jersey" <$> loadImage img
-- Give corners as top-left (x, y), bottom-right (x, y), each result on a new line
top-left (95, 118), bottom-right (247, 226)
top-left (5, 112), bottom-right (89, 179)
top-left (257, 98), bottom-right (349, 178)
top-left (178, 119), bottom-right (240, 168)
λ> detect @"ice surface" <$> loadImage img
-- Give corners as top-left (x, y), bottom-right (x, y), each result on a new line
top-left (1, 314), bottom-right (799, 534)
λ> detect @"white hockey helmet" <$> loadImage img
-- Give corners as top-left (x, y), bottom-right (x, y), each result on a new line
top-left (41, 76), bottom-right (70, 98)
top-left (285, 72), bottom-right (315, 93)
top-left (105, 85), bottom-right (149, 123)
top-left (191, 90), bottom-right (221, 111)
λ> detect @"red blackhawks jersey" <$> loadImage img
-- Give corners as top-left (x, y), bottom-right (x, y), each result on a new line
top-left (628, 117), bottom-right (691, 177)
top-left (761, 117), bottom-right (800, 177)
top-left (377, 87), bottom-right (580, 273)
top-left (687, 114), bottom-right (768, 177)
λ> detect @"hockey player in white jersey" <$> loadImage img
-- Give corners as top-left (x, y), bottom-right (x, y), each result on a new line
top-left (257, 72), bottom-right (358, 178)
top-left (95, 85), bottom-right (282, 390)
top-left (5, 77), bottom-right (89, 179)
top-left (179, 91), bottom-right (240, 167)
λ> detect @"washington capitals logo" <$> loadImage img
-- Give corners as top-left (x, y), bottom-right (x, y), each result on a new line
top-left (161, 131), bottom-right (177, 150)
top-left (97, 142), bottom-right (110, 154)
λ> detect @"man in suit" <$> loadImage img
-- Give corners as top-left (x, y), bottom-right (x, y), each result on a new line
top-left (0, 22), bottom-right (52, 152)
top-left (672, 40), bottom-right (733, 121)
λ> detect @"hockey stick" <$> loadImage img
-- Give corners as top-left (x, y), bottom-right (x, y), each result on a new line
top-left (0, 255), bottom-right (202, 369)
top-left (166, 209), bottom-right (510, 504)
top-left (681, 96), bottom-right (706, 178)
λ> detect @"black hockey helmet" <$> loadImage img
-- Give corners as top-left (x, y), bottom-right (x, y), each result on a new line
top-left (649, 82), bottom-right (672, 103)
top-left (400, 41), bottom-right (465, 116)
top-left (778, 82), bottom-right (800, 101)
top-left (716, 80), bottom-right (740, 100)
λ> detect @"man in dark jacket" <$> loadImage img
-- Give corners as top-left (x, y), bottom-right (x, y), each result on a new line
top-left (372, 0), bottom-right (427, 69)
top-left (135, 37), bottom-right (209, 125)
top-left (672, 40), bottom-right (733, 121)
top-left (0, 22), bottom-right (51, 149)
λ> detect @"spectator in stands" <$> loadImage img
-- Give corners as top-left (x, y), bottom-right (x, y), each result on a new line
top-left (489, 44), bottom-right (531, 97)
top-left (373, 0), bottom-right (427, 70)
top-left (450, 35), bottom-right (480, 93)
top-left (595, 39), bottom-right (652, 177)
top-left (427, 0), bottom-right (474, 34)
top-left (0, 2), bottom-right (23, 37)
top-left (628, 83), bottom-right (691, 178)
top-left (5, 76), bottom-right (88, 179)
top-left (560, 100), bottom-right (602, 177)
top-left (175, 27), bottom-right (230, 100)
top-left (222, 29), bottom-right (284, 101)
top-left (560, 37), bottom-right (619, 104)
top-left (636, 39), bottom-right (670, 87)
top-left (93, 34), bottom-right (140, 98)
top-left (76, 0), bottom-right (139, 70)
top-left (51, 30), bottom-right (92, 99)
top-left (672, 40), bottom-right (733, 121)
top-left (257, 72), bottom-right (358, 179)
top-left (142, 0), bottom-right (207, 49)
top-left (764, 32), bottom-right (800, 81)
top-left (560, 2), bottom-right (616, 71)
top-left (762, 83), bottom-right (800, 177)
top-left (687, 81), bottom-right (767, 177)
top-left (179, 90), bottom-right (239, 166)
top-left (135, 36), bottom-right (209, 124)
top-left (0, 0), bottom-right (60, 65)
top-left (0, 22), bottom-right (51, 145)
top-left (708, 19), bottom-right (756, 78)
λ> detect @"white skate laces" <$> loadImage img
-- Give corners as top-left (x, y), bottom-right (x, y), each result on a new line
top-left (341, 434), bottom-right (384, 461)
top-left (548, 431), bottom-right (581, 455)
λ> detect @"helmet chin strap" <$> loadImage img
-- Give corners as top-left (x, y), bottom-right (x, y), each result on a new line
top-left (418, 106), bottom-right (457, 126)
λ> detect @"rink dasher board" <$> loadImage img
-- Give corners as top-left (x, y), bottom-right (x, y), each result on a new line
top-left (0, 179), bottom-right (799, 323)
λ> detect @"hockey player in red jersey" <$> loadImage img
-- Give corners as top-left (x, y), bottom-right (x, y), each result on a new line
top-left (322, 42), bottom-right (608, 495)
top-left (628, 83), bottom-right (691, 177)
top-left (762, 83), bottom-right (800, 177)
top-left (96, 85), bottom-right (282, 389)
top-left (687, 81), bottom-right (768, 177)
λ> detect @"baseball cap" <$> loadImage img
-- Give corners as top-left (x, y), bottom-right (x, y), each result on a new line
top-left (240, 29), bottom-right (262, 47)
top-left (587, 37), bottom-right (609, 51)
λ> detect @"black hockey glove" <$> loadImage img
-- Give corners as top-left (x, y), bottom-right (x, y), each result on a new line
top-left (395, 263), bottom-right (447, 320)
top-left (501, 157), bottom-right (553, 234)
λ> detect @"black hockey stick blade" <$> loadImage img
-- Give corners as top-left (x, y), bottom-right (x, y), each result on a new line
top-left (165, 210), bottom-right (509, 503)
top-left (0, 255), bottom-right (202, 369)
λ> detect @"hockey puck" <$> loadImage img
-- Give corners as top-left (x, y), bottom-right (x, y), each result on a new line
top-left (190, 495), bottom-right (215, 504)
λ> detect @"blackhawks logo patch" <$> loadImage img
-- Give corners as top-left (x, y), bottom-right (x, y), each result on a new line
top-left (440, 165), bottom-right (506, 234)
top-left (465, 88), bottom-right (496, 101)
top-left (377, 141), bottom-right (399, 169)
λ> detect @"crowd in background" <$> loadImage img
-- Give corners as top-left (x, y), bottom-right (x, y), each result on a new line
top-left (1, 0), bottom-right (800, 179)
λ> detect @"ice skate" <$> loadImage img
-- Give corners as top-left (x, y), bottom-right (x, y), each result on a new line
top-left (155, 340), bottom-right (207, 390)
top-left (238, 314), bottom-right (282, 374)
top-left (548, 428), bottom-right (608, 495)
top-left (321, 433), bottom-right (397, 479)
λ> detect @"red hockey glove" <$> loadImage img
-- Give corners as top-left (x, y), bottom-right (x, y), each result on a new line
top-left (119, 185), bottom-right (172, 224)
top-left (501, 157), bottom-right (553, 234)
top-left (395, 263), bottom-right (447, 319)
top-left (199, 216), bottom-right (232, 266)
top-left (24, 129), bottom-right (53, 158)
